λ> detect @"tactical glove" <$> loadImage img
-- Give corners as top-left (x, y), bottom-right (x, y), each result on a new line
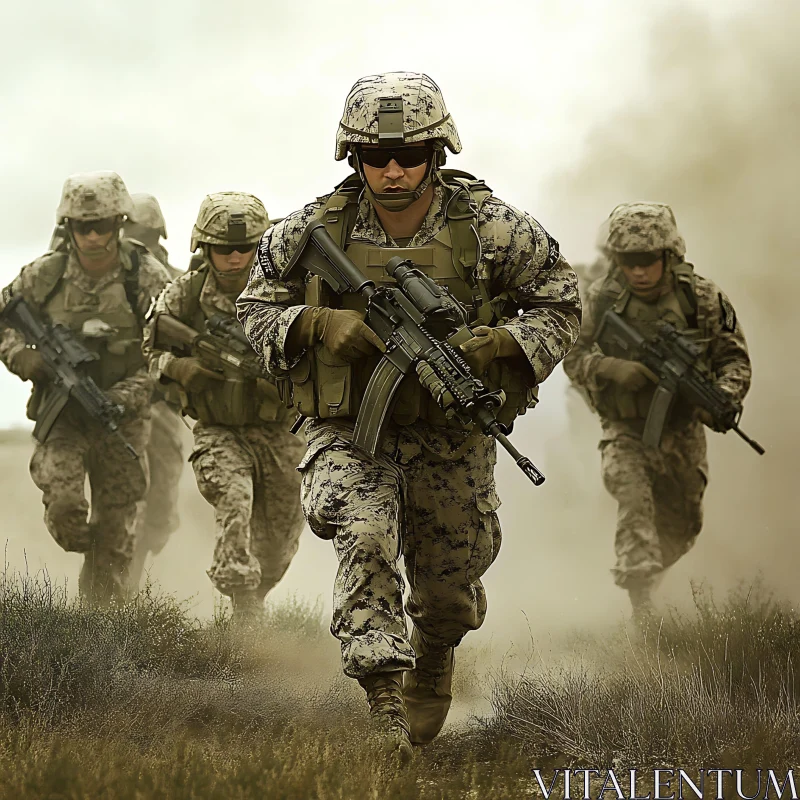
top-left (163, 357), bottom-right (224, 392)
top-left (459, 326), bottom-right (522, 376)
top-left (596, 357), bottom-right (659, 391)
top-left (10, 348), bottom-right (49, 382)
top-left (288, 307), bottom-right (384, 363)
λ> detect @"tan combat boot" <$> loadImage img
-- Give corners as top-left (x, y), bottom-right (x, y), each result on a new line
top-left (403, 627), bottom-right (454, 745)
top-left (358, 671), bottom-right (413, 763)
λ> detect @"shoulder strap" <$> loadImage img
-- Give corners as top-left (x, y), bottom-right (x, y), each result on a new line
top-left (124, 246), bottom-right (141, 313)
top-left (319, 173), bottom-right (363, 249)
top-left (36, 251), bottom-right (69, 308)
top-left (590, 269), bottom-right (628, 341)
top-left (672, 259), bottom-right (699, 328)
top-left (441, 171), bottom-right (492, 278)
top-left (183, 263), bottom-right (210, 327)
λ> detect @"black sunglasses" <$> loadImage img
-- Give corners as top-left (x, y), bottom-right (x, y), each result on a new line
top-left (615, 251), bottom-right (663, 268)
top-left (70, 218), bottom-right (117, 236)
top-left (210, 243), bottom-right (256, 256)
top-left (359, 144), bottom-right (431, 169)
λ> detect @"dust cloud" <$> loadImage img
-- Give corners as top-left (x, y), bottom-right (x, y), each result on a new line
top-left (493, 0), bottom-right (800, 635)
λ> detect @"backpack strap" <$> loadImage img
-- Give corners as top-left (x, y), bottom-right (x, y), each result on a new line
top-left (34, 251), bottom-right (69, 308)
top-left (440, 170), bottom-right (494, 322)
top-left (319, 173), bottom-right (363, 249)
top-left (124, 246), bottom-right (141, 314)
top-left (672, 259), bottom-right (699, 329)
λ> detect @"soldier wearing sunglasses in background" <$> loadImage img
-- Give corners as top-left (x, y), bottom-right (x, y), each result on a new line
top-left (563, 202), bottom-right (752, 621)
top-left (0, 171), bottom-right (170, 603)
top-left (237, 72), bottom-right (580, 761)
top-left (144, 193), bottom-right (305, 621)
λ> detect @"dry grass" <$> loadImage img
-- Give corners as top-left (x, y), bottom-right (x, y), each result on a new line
top-left (0, 570), bottom-right (797, 797)
top-left (491, 583), bottom-right (800, 769)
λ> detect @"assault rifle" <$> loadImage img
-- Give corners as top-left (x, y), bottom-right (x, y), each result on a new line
top-left (597, 309), bottom-right (764, 454)
top-left (0, 295), bottom-right (138, 458)
top-left (283, 221), bottom-right (546, 486)
top-left (151, 312), bottom-right (265, 380)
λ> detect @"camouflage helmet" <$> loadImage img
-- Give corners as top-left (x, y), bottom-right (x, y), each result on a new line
top-left (56, 171), bottom-right (135, 223)
top-left (130, 193), bottom-right (167, 239)
top-left (335, 71), bottom-right (462, 161)
top-left (606, 202), bottom-right (686, 258)
top-left (190, 192), bottom-right (269, 251)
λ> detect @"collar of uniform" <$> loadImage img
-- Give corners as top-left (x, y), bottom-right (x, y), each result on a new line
top-left (349, 184), bottom-right (447, 247)
top-left (65, 248), bottom-right (124, 292)
top-left (200, 268), bottom-right (238, 317)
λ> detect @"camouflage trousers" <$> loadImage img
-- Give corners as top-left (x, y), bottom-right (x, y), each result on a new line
top-left (599, 420), bottom-right (708, 588)
top-left (299, 419), bottom-right (502, 679)
top-left (29, 405), bottom-right (150, 599)
top-left (129, 401), bottom-right (185, 588)
top-left (190, 421), bottom-right (306, 598)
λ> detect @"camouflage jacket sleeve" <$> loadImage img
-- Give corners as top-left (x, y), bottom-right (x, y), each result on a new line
top-left (481, 198), bottom-right (582, 385)
top-left (0, 258), bottom-right (54, 373)
top-left (562, 277), bottom-right (608, 393)
top-left (696, 275), bottom-right (752, 406)
top-left (142, 270), bottom-right (199, 384)
top-left (107, 252), bottom-right (171, 411)
top-left (237, 201), bottom-right (323, 377)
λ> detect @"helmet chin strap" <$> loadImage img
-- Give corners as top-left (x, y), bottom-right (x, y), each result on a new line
top-left (354, 147), bottom-right (444, 213)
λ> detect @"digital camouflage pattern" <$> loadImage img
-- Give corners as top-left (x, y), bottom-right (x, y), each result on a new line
top-left (600, 420), bottom-right (707, 587)
top-left (144, 264), bottom-right (303, 601)
top-left (606, 201), bottom-right (687, 257)
top-left (191, 422), bottom-right (305, 598)
top-left (335, 72), bottom-right (462, 160)
top-left (56, 171), bottom-right (136, 223)
top-left (29, 405), bottom-right (150, 600)
top-left (237, 177), bottom-right (580, 676)
top-left (190, 192), bottom-right (269, 251)
top-left (239, 183), bottom-right (580, 385)
top-left (0, 239), bottom-right (169, 600)
top-left (297, 418), bottom-right (500, 678)
top-left (564, 258), bottom-right (751, 587)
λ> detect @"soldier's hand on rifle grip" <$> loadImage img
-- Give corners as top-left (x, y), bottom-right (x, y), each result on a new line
top-left (597, 357), bottom-right (659, 391)
top-left (9, 348), bottom-right (48, 382)
top-left (458, 325), bottom-right (520, 376)
top-left (164, 356), bottom-right (225, 392)
top-left (289, 307), bottom-right (384, 363)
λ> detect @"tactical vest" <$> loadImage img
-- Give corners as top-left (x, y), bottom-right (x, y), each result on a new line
top-left (592, 260), bottom-right (709, 424)
top-left (169, 264), bottom-right (286, 427)
top-left (286, 171), bottom-right (537, 429)
top-left (33, 243), bottom-right (146, 391)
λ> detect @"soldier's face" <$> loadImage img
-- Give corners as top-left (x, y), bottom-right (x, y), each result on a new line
top-left (619, 255), bottom-right (665, 292)
top-left (361, 144), bottom-right (429, 194)
top-left (70, 217), bottom-right (117, 256)
top-left (209, 244), bottom-right (256, 274)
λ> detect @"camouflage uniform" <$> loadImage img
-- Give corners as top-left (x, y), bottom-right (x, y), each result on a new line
top-left (122, 192), bottom-right (186, 588)
top-left (0, 172), bottom-right (169, 601)
top-left (237, 73), bottom-right (581, 679)
top-left (144, 193), bottom-right (305, 609)
top-left (564, 202), bottom-right (751, 594)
